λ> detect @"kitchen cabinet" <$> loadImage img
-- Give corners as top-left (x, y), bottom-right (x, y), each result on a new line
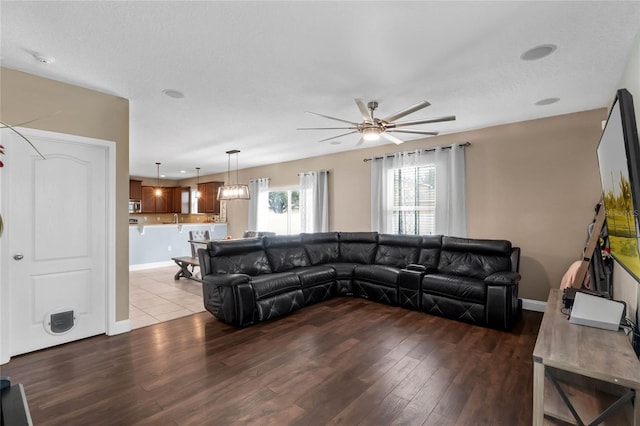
top-left (172, 187), bottom-right (184, 213)
top-left (129, 179), bottom-right (142, 200)
top-left (197, 181), bottom-right (223, 214)
top-left (141, 186), bottom-right (174, 213)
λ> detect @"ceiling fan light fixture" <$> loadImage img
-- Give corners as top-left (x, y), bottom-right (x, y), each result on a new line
top-left (363, 127), bottom-right (381, 141)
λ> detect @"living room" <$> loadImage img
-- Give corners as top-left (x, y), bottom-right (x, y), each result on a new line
top-left (1, 2), bottom-right (640, 424)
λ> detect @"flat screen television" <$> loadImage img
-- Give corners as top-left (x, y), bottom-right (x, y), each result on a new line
top-left (597, 88), bottom-right (640, 282)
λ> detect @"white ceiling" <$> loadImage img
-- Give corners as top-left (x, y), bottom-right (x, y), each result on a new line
top-left (2, 1), bottom-right (640, 179)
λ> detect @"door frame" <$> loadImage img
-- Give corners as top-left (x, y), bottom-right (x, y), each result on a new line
top-left (0, 127), bottom-right (117, 364)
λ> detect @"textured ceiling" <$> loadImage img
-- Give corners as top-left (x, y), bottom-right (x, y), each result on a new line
top-left (2, 1), bottom-right (640, 179)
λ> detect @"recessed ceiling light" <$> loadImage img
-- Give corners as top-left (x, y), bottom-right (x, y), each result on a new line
top-left (33, 54), bottom-right (55, 64)
top-left (162, 89), bottom-right (184, 99)
top-left (521, 44), bottom-right (557, 61)
top-left (180, 170), bottom-right (186, 174)
top-left (535, 97), bottom-right (560, 106)
top-left (160, 174), bottom-right (166, 178)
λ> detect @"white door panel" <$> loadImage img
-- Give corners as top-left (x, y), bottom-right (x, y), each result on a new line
top-left (1, 129), bottom-right (110, 357)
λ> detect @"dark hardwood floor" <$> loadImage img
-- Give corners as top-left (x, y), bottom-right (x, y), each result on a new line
top-left (2, 298), bottom-right (543, 425)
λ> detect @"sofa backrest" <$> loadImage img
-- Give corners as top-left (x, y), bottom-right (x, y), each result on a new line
top-left (417, 235), bottom-right (443, 271)
top-left (375, 234), bottom-right (422, 268)
top-left (438, 236), bottom-right (512, 279)
top-left (302, 232), bottom-right (340, 265)
top-left (338, 232), bottom-right (378, 264)
top-left (263, 234), bottom-right (311, 272)
top-left (205, 238), bottom-right (272, 275)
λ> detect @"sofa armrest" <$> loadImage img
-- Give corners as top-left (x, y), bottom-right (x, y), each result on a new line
top-left (208, 273), bottom-right (252, 287)
top-left (405, 263), bottom-right (427, 273)
top-left (484, 271), bottom-right (521, 286)
top-left (398, 264), bottom-right (427, 311)
top-left (201, 273), bottom-right (256, 327)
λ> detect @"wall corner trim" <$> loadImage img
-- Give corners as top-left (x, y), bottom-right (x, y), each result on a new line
top-left (108, 319), bottom-right (131, 336)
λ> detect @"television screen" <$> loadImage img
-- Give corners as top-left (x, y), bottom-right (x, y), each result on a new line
top-left (597, 88), bottom-right (640, 281)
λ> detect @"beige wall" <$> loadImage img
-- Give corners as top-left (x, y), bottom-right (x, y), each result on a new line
top-left (0, 67), bottom-right (130, 321)
top-left (210, 109), bottom-right (605, 302)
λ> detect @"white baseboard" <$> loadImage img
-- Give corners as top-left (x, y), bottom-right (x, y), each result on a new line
top-left (107, 319), bottom-right (131, 335)
top-left (522, 298), bottom-right (546, 312)
top-left (129, 260), bottom-right (174, 271)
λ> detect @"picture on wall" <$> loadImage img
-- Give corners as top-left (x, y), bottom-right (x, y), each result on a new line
top-left (597, 88), bottom-right (640, 281)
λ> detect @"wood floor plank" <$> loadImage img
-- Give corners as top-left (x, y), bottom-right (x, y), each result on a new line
top-left (1, 299), bottom-right (543, 425)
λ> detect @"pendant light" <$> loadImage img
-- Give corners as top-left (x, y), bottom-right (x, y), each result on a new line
top-left (195, 167), bottom-right (201, 199)
top-left (154, 162), bottom-right (162, 196)
top-left (217, 150), bottom-right (250, 200)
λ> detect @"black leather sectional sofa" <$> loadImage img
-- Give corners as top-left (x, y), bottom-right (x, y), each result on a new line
top-left (198, 232), bottom-right (521, 330)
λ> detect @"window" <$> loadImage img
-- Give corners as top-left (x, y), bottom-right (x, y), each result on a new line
top-left (371, 145), bottom-right (467, 237)
top-left (392, 164), bottom-right (436, 235)
top-left (266, 188), bottom-right (300, 234)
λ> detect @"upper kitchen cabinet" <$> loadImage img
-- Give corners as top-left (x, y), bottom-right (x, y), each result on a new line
top-left (129, 179), bottom-right (142, 200)
top-left (197, 181), bottom-right (223, 214)
top-left (141, 186), bottom-right (174, 213)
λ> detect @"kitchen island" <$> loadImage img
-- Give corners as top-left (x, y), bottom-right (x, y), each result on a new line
top-left (129, 223), bottom-right (227, 268)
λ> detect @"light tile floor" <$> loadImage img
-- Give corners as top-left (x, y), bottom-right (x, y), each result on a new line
top-left (129, 266), bottom-right (205, 329)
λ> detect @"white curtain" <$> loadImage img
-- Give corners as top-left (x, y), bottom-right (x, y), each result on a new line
top-left (299, 170), bottom-right (329, 232)
top-left (248, 178), bottom-right (270, 231)
top-left (371, 144), bottom-right (467, 236)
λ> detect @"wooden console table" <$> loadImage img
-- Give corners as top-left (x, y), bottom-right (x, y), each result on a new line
top-left (533, 288), bottom-right (640, 425)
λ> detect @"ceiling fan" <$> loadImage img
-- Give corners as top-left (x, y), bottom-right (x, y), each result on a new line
top-left (297, 99), bottom-right (455, 145)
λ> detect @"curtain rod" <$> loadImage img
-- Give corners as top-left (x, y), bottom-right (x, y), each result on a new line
top-left (362, 142), bottom-right (471, 162)
top-left (297, 170), bottom-right (330, 176)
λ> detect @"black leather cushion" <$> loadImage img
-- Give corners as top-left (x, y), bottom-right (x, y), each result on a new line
top-left (438, 236), bottom-right (512, 279)
top-left (302, 283), bottom-right (334, 305)
top-left (417, 235), bottom-right (442, 271)
top-left (207, 238), bottom-right (272, 275)
top-left (302, 232), bottom-right (340, 265)
top-left (352, 281), bottom-right (398, 306)
top-left (339, 232), bottom-right (378, 264)
top-left (293, 265), bottom-right (336, 288)
top-left (251, 272), bottom-right (300, 300)
top-left (374, 234), bottom-right (421, 268)
top-left (327, 262), bottom-right (357, 279)
top-left (422, 274), bottom-right (485, 304)
top-left (353, 264), bottom-right (400, 287)
top-left (421, 293), bottom-right (485, 325)
top-left (255, 289), bottom-right (304, 322)
top-left (327, 262), bottom-right (357, 296)
top-left (264, 235), bottom-right (311, 272)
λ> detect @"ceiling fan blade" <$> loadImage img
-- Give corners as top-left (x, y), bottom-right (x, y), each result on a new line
top-left (380, 132), bottom-right (404, 145)
top-left (355, 98), bottom-right (372, 122)
top-left (306, 111), bottom-right (359, 126)
top-left (382, 100), bottom-right (431, 123)
top-left (388, 129), bottom-right (439, 136)
top-left (316, 130), bottom-right (358, 143)
top-left (390, 115), bottom-right (456, 128)
top-left (297, 127), bottom-right (358, 130)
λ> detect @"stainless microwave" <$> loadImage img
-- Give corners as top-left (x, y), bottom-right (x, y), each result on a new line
top-left (129, 200), bottom-right (141, 213)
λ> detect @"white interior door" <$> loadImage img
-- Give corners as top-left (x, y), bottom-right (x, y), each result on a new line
top-left (1, 128), bottom-right (112, 357)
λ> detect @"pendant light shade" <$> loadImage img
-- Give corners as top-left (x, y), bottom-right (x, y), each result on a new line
top-left (218, 150), bottom-right (250, 200)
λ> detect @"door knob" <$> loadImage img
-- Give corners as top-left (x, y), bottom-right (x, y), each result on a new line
top-left (13, 253), bottom-right (24, 261)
